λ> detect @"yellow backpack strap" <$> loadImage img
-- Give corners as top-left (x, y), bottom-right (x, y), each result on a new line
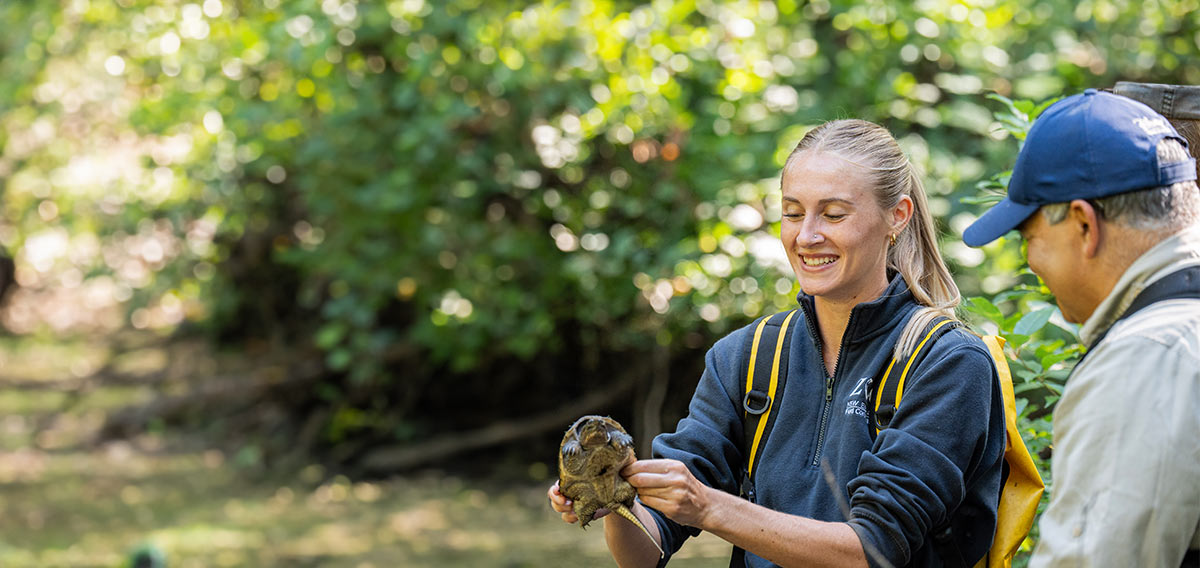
top-left (873, 317), bottom-right (958, 435)
top-left (738, 309), bottom-right (798, 502)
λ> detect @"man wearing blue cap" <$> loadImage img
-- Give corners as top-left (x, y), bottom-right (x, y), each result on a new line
top-left (964, 89), bottom-right (1200, 566)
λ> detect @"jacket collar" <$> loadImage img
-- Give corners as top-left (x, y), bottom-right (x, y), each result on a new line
top-left (1080, 224), bottom-right (1200, 346)
top-left (796, 271), bottom-right (917, 346)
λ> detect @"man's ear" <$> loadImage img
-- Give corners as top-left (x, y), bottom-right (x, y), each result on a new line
top-left (1068, 199), bottom-right (1102, 258)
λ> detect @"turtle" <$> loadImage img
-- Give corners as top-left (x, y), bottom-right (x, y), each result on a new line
top-left (557, 414), bottom-right (663, 557)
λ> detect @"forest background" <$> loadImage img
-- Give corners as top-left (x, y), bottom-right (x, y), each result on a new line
top-left (0, 0), bottom-right (1197, 566)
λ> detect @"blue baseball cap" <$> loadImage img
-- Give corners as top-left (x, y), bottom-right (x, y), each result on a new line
top-left (963, 89), bottom-right (1198, 247)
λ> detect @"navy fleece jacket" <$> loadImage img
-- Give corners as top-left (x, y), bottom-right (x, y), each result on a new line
top-left (647, 275), bottom-right (1006, 567)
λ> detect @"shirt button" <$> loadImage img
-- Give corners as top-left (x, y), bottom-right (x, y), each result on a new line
top-left (1072, 525), bottom-right (1083, 537)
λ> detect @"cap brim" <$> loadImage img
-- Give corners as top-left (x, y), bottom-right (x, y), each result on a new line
top-left (962, 197), bottom-right (1041, 247)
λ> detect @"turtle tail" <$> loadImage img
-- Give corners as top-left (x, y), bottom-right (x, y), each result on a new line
top-left (611, 503), bottom-right (664, 559)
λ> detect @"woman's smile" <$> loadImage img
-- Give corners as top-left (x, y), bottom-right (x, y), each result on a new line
top-left (780, 151), bottom-right (897, 304)
top-left (800, 254), bottom-right (838, 268)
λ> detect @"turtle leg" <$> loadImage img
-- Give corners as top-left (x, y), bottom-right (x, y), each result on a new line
top-left (562, 481), bottom-right (599, 528)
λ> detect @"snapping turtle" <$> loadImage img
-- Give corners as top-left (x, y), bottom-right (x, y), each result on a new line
top-left (558, 415), bottom-right (663, 557)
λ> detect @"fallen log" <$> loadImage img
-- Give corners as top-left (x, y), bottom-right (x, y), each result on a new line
top-left (358, 375), bottom-right (636, 473)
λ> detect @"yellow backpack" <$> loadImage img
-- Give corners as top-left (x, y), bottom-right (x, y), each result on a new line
top-left (740, 312), bottom-right (1044, 567)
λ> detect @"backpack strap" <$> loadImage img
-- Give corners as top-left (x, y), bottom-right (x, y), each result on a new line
top-left (1083, 265), bottom-right (1200, 356)
top-left (873, 317), bottom-right (961, 434)
top-left (732, 309), bottom-right (797, 567)
top-left (738, 309), bottom-right (798, 501)
top-left (872, 316), bottom-right (970, 568)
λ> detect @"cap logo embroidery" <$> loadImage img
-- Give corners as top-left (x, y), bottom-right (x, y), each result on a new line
top-left (1133, 116), bottom-right (1171, 136)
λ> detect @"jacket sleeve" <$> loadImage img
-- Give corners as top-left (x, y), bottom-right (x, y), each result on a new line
top-left (1029, 335), bottom-right (1200, 568)
top-left (846, 333), bottom-right (1006, 568)
top-left (645, 328), bottom-right (749, 564)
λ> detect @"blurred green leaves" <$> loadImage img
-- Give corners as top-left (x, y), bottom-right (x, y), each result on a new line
top-left (0, 0), bottom-right (1195, 457)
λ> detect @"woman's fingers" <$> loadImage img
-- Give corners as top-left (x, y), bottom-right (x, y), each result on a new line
top-left (621, 459), bottom-right (712, 528)
top-left (622, 458), bottom-right (681, 488)
top-left (548, 480), bottom-right (579, 523)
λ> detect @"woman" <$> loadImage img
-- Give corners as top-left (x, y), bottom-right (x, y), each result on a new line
top-left (550, 119), bottom-right (1006, 567)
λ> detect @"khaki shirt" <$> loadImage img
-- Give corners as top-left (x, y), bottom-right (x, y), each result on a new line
top-left (1030, 225), bottom-right (1200, 567)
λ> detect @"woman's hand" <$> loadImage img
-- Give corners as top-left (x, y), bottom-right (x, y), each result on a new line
top-left (548, 480), bottom-right (581, 524)
top-left (623, 458), bottom-right (716, 530)
top-left (549, 479), bottom-right (617, 524)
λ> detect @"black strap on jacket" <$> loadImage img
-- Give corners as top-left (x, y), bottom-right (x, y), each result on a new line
top-left (1182, 548), bottom-right (1199, 568)
top-left (1086, 266), bottom-right (1200, 568)
top-left (1062, 266), bottom-right (1200, 568)
top-left (738, 310), bottom-right (798, 502)
top-left (870, 316), bottom-right (969, 568)
top-left (1081, 265), bottom-right (1200, 362)
top-left (872, 317), bottom-right (962, 432)
top-left (731, 310), bottom-right (797, 567)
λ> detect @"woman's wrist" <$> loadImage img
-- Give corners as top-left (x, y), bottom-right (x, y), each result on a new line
top-left (693, 484), bottom-right (737, 533)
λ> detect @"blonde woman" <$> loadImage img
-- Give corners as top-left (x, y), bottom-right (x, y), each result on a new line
top-left (551, 119), bottom-right (1005, 567)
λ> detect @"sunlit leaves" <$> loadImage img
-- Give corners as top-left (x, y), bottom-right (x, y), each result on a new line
top-left (1, 0), bottom-right (1197, 451)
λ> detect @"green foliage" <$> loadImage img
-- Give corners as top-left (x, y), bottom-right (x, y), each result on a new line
top-left (2, 0), bottom-right (1197, 461)
top-left (961, 95), bottom-right (1103, 558)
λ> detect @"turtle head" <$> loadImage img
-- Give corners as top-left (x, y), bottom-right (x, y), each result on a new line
top-left (570, 415), bottom-right (631, 451)
top-left (578, 417), bottom-right (611, 448)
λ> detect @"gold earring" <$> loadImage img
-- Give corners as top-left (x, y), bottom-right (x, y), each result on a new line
top-left (889, 233), bottom-right (897, 246)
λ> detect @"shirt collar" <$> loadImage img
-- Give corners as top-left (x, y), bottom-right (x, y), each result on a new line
top-left (796, 271), bottom-right (916, 345)
top-left (1079, 224), bottom-right (1200, 345)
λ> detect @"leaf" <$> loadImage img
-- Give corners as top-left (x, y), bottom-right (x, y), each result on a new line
top-left (1013, 381), bottom-right (1044, 394)
top-left (1039, 350), bottom-right (1078, 369)
top-left (1030, 97), bottom-right (1065, 119)
top-left (964, 296), bottom-right (1004, 323)
top-left (960, 193), bottom-right (1005, 205)
top-left (1005, 333), bottom-right (1030, 349)
top-left (1014, 307), bottom-right (1055, 337)
top-left (326, 348), bottom-right (353, 371)
top-left (986, 93), bottom-right (1026, 120)
top-left (315, 322), bottom-right (347, 349)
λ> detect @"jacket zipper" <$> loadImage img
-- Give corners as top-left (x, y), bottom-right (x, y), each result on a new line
top-left (806, 307), bottom-right (854, 468)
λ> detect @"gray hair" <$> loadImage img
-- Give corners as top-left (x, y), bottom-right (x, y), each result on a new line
top-left (1041, 137), bottom-right (1200, 231)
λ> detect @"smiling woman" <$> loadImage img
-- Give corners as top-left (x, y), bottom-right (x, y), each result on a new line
top-left (550, 118), bottom-right (1009, 568)
top-left (780, 157), bottom-right (903, 306)
top-left (783, 119), bottom-right (962, 363)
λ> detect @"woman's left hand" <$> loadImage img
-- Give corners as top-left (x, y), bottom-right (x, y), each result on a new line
top-left (622, 458), bottom-right (717, 529)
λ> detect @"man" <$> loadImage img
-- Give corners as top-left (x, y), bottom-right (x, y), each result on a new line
top-left (963, 89), bottom-right (1200, 567)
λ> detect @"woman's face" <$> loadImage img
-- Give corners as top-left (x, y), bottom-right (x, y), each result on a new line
top-left (780, 151), bottom-right (910, 306)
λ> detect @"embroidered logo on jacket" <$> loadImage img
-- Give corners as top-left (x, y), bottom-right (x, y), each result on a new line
top-left (844, 377), bottom-right (873, 418)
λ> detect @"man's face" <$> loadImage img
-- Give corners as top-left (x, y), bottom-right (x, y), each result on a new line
top-left (1019, 209), bottom-right (1090, 323)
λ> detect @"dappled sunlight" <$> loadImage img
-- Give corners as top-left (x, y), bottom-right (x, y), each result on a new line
top-left (0, 0), bottom-right (1192, 565)
top-left (279, 522), bottom-right (374, 558)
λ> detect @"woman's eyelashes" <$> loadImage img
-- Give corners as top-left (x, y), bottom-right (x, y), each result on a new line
top-left (782, 211), bottom-right (847, 221)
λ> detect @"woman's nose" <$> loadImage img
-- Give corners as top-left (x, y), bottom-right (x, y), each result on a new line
top-left (798, 222), bottom-right (824, 245)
